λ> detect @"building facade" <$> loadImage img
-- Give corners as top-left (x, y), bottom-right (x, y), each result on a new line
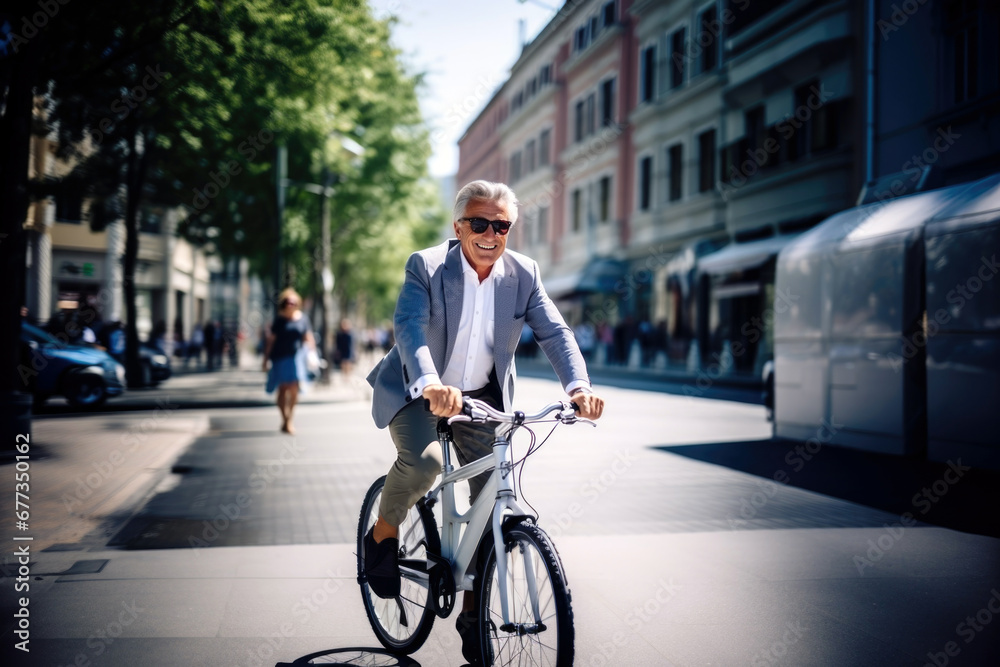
top-left (457, 0), bottom-right (868, 379)
top-left (23, 108), bottom-right (216, 354)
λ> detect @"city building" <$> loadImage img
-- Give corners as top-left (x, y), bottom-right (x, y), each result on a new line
top-left (23, 103), bottom-right (217, 354)
top-left (457, 0), bottom-right (867, 379)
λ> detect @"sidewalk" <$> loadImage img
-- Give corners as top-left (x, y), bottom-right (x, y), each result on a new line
top-left (9, 530), bottom-right (998, 666)
top-left (5, 375), bottom-right (999, 665)
top-left (34, 355), bottom-right (372, 414)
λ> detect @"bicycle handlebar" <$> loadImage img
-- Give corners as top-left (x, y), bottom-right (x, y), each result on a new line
top-left (448, 396), bottom-right (595, 428)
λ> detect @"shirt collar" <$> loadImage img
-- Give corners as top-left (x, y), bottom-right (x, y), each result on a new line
top-left (459, 249), bottom-right (505, 283)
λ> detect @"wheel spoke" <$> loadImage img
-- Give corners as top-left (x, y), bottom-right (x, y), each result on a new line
top-left (482, 523), bottom-right (573, 666)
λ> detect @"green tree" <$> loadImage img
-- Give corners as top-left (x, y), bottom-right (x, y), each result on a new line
top-left (4, 0), bottom-right (445, 396)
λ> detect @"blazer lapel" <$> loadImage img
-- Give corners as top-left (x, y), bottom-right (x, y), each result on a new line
top-left (442, 241), bottom-right (464, 369)
top-left (493, 257), bottom-right (518, 382)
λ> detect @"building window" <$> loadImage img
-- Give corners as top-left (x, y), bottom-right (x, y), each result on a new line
top-left (668, 144), bottom-right (683, 201)
top-left (727, 0), bottom-right (786, 36)
top-left (575, 24), bottom-right (589, 51)
top-left (640, 44), bottom-right (657, 103)
top-left (945, 0), bottom-right (980, 104)
top-left (585, 93), bottom-right (596, 136)
top-left (790, 85), bottom-right (811, 161)
top-left (639, 156), bottom-right (653, 211)
top-left (518, 210), bottom-right (533, 249)
top-left (574, 100), bottom-right (585, 142)
top-left (539, 129), bottom-right (551, 166)
top-left (787, 81), bottom-right (839, 159)
top-left (572, 189), bottom-right (583, 232)
top-left (699, 6), bottom-right (718, 73)
top-left (509, 151), bottom-right (522, 183)
top-left (589, 15), bottom-right (599, 41)
top-left (810, 98), bottom-right (837, 154)
top-left (698, 129), bottom-right (716, 192)
top-left (599, 176), bottom-right (612, 222)
top-left (600, 78), bottom-right (616, 127)
top-left (602, 1), bottom-right (616, 27)
top-left (540, 64), bottom-right (552, 86)
top-left (745, 105), bottom-right (765, 155)
top-left (55, 191), bottom-right (83, 223)
top-left (538, 206), bottom-right (549, 244)
top-left (526, 140), bottom-right (536, 174)
top-left (511, 91), bottom-right (524, 114)
top-left (670, 28), bottom-right (686, 89)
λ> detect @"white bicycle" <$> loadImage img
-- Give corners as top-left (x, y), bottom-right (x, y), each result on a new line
top-left (356, 397), bottom-right (594, 665)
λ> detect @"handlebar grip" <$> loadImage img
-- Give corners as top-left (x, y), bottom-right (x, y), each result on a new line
top-left (423, 398), bottom-right (431, 411)
top-left (570, 401), bottom-right (580, 412)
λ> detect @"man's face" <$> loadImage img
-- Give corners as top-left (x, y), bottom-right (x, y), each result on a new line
top-left (454, 198), bottom-right (511, 278)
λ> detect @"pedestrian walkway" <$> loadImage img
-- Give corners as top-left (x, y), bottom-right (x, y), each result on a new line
top-left (5, 377), bottom-right (999, 665)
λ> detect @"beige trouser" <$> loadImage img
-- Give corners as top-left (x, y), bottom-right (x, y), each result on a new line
top-left (379, 386), bottom-right (498, 526)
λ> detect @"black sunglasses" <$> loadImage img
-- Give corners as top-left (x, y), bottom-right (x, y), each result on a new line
top-left (460, 217), bottom-right (512, 236)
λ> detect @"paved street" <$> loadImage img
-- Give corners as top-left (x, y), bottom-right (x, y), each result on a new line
top-left (2, 368), bottom-right (999, 666)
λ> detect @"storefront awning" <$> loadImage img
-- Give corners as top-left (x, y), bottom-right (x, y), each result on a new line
top-left (542, 270), bottom-right (583, 298)
top-left (697, 235), bottom-right (800, 276)
top-left (544, 257), bottom-right (628, 298)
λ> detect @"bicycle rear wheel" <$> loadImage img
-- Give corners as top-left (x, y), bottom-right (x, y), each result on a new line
top-left (478, 520), bottom-right (574, 666)
top-left (357, 475), bottom-right (438, 654)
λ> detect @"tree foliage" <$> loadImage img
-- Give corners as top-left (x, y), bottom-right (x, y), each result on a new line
top-left (22, 0), bottom-right (446, 376)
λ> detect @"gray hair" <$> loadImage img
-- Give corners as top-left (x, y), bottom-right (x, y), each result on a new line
top-left (453, 180), bottom-right (519, 224)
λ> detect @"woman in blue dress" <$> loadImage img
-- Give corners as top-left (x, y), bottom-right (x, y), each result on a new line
top-left (262, 288), bottom-right (315, 434)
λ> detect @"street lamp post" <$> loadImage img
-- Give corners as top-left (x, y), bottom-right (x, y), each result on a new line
top-left (318, 166), bottom-right (335, 383)
top-left (276, 134), bottom-right (363, 383)
top-left (274, 144), bottom-right (287, 302)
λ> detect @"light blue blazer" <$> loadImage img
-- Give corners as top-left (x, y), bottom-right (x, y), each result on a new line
top-left (367, 239), bottom-right (590, 429)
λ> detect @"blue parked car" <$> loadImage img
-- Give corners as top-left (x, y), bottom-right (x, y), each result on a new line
top-left (20, 322), bottom-right (125, 408)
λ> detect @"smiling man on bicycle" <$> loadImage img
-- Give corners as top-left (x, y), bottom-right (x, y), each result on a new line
top-left (365, 179), bottom-right (604, 662)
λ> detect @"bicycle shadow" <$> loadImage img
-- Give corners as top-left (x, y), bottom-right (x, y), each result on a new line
top-left (276, 647), bottom-right (420, 665)
top-left (275, 647), bottom-right (479, 667)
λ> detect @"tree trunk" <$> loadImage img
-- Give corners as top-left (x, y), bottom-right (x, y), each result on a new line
top-left (0, 16), bottom-right (42, 442)
top-left (123, 128), bottom-right (150, 388)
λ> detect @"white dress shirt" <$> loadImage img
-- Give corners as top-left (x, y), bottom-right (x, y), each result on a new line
top-left (410, 252), bottom-right (504, 397)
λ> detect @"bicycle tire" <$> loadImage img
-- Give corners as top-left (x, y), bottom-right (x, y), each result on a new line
top-left (478, 520), bottom-right (574, 666)
top-left (357, 475), bottom-right (438, 654)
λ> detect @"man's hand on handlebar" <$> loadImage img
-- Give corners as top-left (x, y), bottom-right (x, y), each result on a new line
top-left (422, 383), bottom-right (464, 417)
top-left (570, 389), bottom-right (605, 420)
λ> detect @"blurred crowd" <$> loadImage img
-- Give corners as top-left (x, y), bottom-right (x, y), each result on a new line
top-left (516, 317), bottom-right (672, 369)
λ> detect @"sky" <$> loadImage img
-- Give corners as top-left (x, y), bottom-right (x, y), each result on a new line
top-left (368, 0), bottom-right (560, 177)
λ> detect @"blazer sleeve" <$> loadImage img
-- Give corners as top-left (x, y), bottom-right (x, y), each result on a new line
top-left (393, 252), bottom-right (441, 394)
top-left (522, 259), bottom-right (591, 390)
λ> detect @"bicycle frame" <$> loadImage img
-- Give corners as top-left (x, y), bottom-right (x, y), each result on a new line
top-left (418, 421), bottom-right (532, 629)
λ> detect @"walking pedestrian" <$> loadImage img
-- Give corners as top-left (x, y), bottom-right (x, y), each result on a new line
top-left (262, 288), bottom-right (315, 435)
top-left (188, 323), bottom-right (204, 368)
top-left (336, 318), bottom-right (356, 378)
top-left (203, 320), bottom-right (216, 370)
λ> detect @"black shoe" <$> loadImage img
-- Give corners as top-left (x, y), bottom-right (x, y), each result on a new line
top-left (363, 528), bottom-right (400, 599)
top-left (456, 611), bottom-right (481, 665)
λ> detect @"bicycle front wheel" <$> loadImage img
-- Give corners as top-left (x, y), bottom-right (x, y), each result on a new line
top-left (479, 520), bottom-right (574, 666)
top-left (357, 475), bottom-right (438, 654)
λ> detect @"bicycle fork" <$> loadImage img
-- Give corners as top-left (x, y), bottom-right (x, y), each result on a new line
top-left (490, 437), bottom-right (543, 632)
